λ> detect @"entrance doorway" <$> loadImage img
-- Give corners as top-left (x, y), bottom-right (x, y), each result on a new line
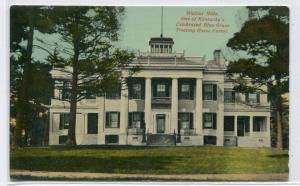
top-left (237, 116), bottom-right (250, 136)
top-left (156, 114), bottom-right (166, 133)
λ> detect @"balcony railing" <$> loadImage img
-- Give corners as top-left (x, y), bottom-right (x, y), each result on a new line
top-left (180, 128), bottom-right (196, 136)
top-left (128, 128), bottom-right (144, 135)
top-left (152, 97), bottom-right (171, 104)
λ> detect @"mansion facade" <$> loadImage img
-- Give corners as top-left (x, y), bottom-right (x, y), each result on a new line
top-left (49, 36), bottom-right (271, 147)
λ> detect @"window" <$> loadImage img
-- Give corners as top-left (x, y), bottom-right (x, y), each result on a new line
top-left (59, 113), bottom-right (70, 130)
top-left (253, 116), bottom-right (266, 132)
top-left (88, 113), bottom-right (98, 134)
top-left (203, 84), bottom-right (217, 100)
top-left (106, 85), bottom-right (121, 99)
top-left (155, 83), bottom-right (169, 97)
top-left (204, 136), bottom-right (217, 145)
top-left (246, 93), bottom-right (260, 103)
top-left (224, 91), bottom-right (235, 103)
top-left (59, 135), bottom-right (68, 145)
top-left (128, 112), bottom-right (145, 128)
top-left (105, 135), bottom-right (119, 144)
top-left (129, 83), bottom-right (143, 99)
top-left (157, 84), bottom-right (166, 96)
top-left (105, 112), bottom-right (120, 128)
top-left (203, 113), bottom-right (217, 129)
top-left (178, 113), bottom-right (193, 129)
top-left (179, 83), bottom-right (194, 100)
top-left (224, 116), bottom-right (234, 131)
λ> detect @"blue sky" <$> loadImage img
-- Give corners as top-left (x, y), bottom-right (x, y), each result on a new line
top-left (33, 6), bottom-right (247, 61)
top-left (117, 6), bottom-right (247, 59)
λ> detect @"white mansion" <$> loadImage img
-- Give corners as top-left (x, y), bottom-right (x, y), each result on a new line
top-left (49, 36), bottom-right (271, 147)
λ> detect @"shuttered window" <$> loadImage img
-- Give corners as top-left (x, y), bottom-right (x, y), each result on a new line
top-left (203, 84), bottom-right (217, 100)
top-left (105, 112), bottom-right (120, 128)
top-left (59, 113), bottom-right (70, 130)
top-left (203, 113), bottom-right (217, 129)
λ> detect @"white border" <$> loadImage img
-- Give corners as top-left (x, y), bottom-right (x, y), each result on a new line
top-left (2, 0), bottom-right (300, 185)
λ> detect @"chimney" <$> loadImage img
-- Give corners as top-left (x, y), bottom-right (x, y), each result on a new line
top-left (213, 49), bottom-right (221, 63)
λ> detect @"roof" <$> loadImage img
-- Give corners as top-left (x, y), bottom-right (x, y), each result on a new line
top-left (149, 37), bottom-right (174, 45)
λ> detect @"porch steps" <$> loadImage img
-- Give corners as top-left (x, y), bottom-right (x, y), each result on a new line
top-left (147, 134), bottom-right (176, 146)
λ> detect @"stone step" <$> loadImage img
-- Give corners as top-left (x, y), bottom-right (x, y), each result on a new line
top-left (147, 134), bottom-right (176, 146)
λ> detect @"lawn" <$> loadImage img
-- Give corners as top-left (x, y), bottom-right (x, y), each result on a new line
top-left (10, 146), bottom-right (288, 174)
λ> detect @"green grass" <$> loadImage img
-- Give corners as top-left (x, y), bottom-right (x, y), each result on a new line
top-left (10, 146), bottom-right (288, 174)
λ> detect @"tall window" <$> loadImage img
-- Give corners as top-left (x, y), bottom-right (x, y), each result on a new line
top-left (178, 113), bottom-right (193, 129)
top-left (253, 116), bottom-right (266, 132)
top-left (128, 112), bottom-right (145, 128)
top-left (246, 93), bottom-right (260, 103)
top-left (203, 113), bottom-right (217, 129)
top-left (203, 84), bottom-right (217, 100)
top-left (88, 113), bottom-right (98, 134)
top-left (224, 91), bottom-right (235, 103)
top-left (59, 113), bottom-right (70, 130)
top-left (224, 116), bottom-right (234, 131)
top-left (105, 112), bottom-right (120, 128)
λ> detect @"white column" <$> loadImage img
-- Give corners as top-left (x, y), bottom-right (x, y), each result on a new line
top-left (120, 83), bottom-right (129, 136)
top-left (171, 78), bottom-right (178, 133)
top-left (145, 78), bottom-right (152, 133)
top-left (249, 116), bottom-right (253, 136)
top-left (195, 78), bottom-right (203, 135)
top-left (234, 115), bottom-right (238, 136)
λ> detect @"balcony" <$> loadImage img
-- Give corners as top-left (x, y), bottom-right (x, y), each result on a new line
top-left (152, 97), bottom-right (171, 105)
top-left (180, 128), bottom-right (196, 136)
top-left (128, 128), bottom-right (144, 135)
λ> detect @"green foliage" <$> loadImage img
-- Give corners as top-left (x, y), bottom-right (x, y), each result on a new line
top-left (226, 6), bottom-right (289, 99)
top-left (226, 6), bottom-right (289, 149)
top-left (50, 6), bottom-right (136, 101)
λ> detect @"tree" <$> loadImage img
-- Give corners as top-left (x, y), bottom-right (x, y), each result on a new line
top-left (226, 6), bottom-right (289, 149)
top-left (50, 7), bottom-right (136, 145)
top-left (10, 6), bottom-right (55, 147)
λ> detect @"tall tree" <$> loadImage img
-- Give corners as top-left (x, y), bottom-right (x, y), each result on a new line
top-left (226, 6), bottom-right (289, 149)
top-left (50, 7), bottom-right (136, 145)
top-left (10, 6), bottom-right (55, 147)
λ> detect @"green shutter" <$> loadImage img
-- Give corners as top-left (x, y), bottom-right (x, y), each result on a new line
top-left (257, 93), bottom-right (260, 103)
top-left (117, 112), bottom-right (120, 128)
top-left (178, 113), bottom-right (181, 130)
top-left (128, 112), bottom-right (132, 128)
top-left (213, 113), bottom-right (217, 129)
top-left (190, 113), bottom-right (194, 129)
top-left (202, 113), bottom-right (205, 129)
top-left (105, 112), bottom-right (109, 128)
top-left (59, 114), bottom-right (63, 130)
top-left (213, 84), bottom-right (217, 100)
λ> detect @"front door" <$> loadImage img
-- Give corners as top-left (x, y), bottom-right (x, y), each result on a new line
top-left (156, 114), bottom-right (166, 133)
top-left (237, 116), bottom-right (250, 136)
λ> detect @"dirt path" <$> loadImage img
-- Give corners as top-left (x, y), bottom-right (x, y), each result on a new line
top-left (10, 169), bottom-right (288, 181)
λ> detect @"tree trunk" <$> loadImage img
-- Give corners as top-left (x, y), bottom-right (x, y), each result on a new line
top-left (13, 17), bottom-right (34, 148)
top-left (67, 20), bottom-right (80, 145)
top-left (276, 96), bottom-right (284, 149)
top-left (67, 52), bottom-right (79, 145)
